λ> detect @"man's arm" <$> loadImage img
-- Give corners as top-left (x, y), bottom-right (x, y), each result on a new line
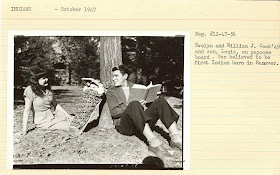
top-left (106, 89), bottom-right (125, 119)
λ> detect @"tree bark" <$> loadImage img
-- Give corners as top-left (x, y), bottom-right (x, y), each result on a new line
top-left (99, 36), bottom-right (122, 129)
top-left (68, 63), bottom-right (71, 85)
top-left (100, 36), bottom-right (122, 84)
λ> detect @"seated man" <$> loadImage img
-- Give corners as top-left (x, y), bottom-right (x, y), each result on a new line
top-left (106, 65), bottom-right (182, 159)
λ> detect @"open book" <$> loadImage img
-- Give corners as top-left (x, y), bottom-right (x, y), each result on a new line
top-left (128, 83), bottom-right (162, 103)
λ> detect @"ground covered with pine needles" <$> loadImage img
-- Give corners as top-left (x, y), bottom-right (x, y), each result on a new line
top-left (13, 86), bottom-right (183, 169)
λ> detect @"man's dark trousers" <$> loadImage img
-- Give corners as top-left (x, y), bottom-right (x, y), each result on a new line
top-left (115, 97), bottom-right (179, 136)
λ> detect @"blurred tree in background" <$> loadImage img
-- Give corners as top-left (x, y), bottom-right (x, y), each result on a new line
top-left (14, 36), bottom-right (57, 88)
top-left (14, 36), bottom-right (184, 94)
top-left (56, 36), bottom-right (100, 85)
top-left (14, 36), bottom-right (100, 87)
top-left (122, 36), bottom-right (184, 93)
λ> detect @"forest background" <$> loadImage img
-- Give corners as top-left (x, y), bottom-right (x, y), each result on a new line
top-left (14, 36), bottom-right (184, 95)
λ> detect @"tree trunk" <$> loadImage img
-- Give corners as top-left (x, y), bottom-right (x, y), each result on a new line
top-left (98, 36), bottom-right (122, 129)
top-left (100, 36), bottom-right (122, 84)
top-left (68, 63), bottom-right (71, 85)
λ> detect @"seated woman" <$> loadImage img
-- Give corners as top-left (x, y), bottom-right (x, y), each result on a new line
top-left (22, 70), bottom-right (79, 135)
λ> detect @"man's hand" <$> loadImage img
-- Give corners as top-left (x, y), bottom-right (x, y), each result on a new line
top-left (157, 91), bottom-right (161, 98)
top-left (113, 118), bottom-right (121, 126)
top-left (140, 100), bottom-right (147, 110)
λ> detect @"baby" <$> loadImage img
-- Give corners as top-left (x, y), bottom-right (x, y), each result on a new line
top-left (83, 79), bottom-right (105, 95)
top-left (71, 78), bottom-right (106, 132)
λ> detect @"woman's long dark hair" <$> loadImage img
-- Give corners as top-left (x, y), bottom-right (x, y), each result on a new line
top-left (29, 70), bottom-right (52, 97)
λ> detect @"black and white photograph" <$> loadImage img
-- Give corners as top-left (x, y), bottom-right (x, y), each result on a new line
top-left (8, 31), bottom-right (190, 170)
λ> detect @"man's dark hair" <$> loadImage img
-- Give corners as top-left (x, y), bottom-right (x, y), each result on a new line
top-left (112, 65), bottom-right (131, 76)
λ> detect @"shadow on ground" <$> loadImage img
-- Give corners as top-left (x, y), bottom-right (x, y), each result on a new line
top-left (13, 86), bottom-right (183, 168)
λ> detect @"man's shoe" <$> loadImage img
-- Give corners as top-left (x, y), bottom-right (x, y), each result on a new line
top-left (148, 144), bottom-right (174, 160)
top-left (170, 140), bottom-right (182, 150)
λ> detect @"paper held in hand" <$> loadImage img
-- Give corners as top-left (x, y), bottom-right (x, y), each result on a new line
top-left (128, 83), bottom-right (162, 103)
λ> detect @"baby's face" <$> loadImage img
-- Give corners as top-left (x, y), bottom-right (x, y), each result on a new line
top-left (94, 84), bottom-right (105, 95)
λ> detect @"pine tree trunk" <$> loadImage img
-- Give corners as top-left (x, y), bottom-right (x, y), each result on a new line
top-left (100, 36), bottom-right (122, 84)
top-left (68, 63), bottom-right (71, 85)
top-left (98, 36), bottom-right (122, 129)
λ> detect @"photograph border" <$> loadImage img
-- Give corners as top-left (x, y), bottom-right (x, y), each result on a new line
top-left (7, 31), bottom-right (190, 170)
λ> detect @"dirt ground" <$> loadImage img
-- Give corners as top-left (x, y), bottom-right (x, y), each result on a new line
top-left (13, 86), bottom-right (183, 169)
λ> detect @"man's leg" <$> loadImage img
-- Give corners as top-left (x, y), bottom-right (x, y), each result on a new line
top-left (143, 123), bottom-right (174, 160)
top-left (116, 101), bottom-right (173, 159)
top-left (116, 101), bottom-right (152, 135)
top-left (143, 123), bottom-right (155, 141)
top-left (146, 97), bottom-right (182, 150)
top-left (168, 121), bottom-right (179, 136)
top-left (168, 121), bottom-right (182, 150)
top-left (146, 97), bottom-right (179, 129)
